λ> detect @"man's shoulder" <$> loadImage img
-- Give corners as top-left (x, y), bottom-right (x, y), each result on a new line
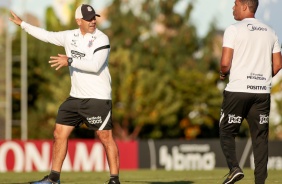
top-left (64, 29), bottom-right (80, 35)
top-left (239, 18), bottom-right (270, 28)
top-left (242, 18), bottom-right (276, 33)
top-left (54, 29), bottom-right (80, 39)
top-left (95, 29), bottom-right (108, 38)
top-left (227, 19), bottom-right (261, 31)
top-left (224, 23), bottom-right (238, 34)
top-left (94, 29), bottom-right (110, 44)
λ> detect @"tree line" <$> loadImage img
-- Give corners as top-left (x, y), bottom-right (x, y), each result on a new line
top-left (8, 0), bottom-right (282, 140)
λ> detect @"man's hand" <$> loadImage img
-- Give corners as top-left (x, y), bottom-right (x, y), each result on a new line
top-left (49, 54), bottom-right (69, 70)
top-left (219, 71), bottom-right (229, 80)
top-left (9, 11), bottom-right (22, 26)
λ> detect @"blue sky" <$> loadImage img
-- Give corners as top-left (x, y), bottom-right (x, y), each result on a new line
top-left (5, 0), bottom-right (282, 43)
top-left (7, 0), bottom-right (234, 37)
top-left (174, 0), bottom-right (282, 42)
top-left (174, 0), bottom-right (234, 37)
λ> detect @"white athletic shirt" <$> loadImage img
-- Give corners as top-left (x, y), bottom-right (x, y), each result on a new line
top-left (223, 18), bottom-right (281, 93)
top-left (21, 21), bottom-right (111, 99)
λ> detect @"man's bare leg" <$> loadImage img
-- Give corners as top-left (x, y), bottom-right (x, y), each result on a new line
top-left (51, 123), bottom-right (74, 172)
top-left (29, 124), bottom-right (75, 183)
top-left (96, 130), bottom-right (120, 175)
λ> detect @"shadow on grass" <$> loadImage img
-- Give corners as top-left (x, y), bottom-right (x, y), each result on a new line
top-left (149, 182), bottom-right (194, 184)
top-left (123, 181), bottom-right (194, 184)
top-left (0, 183), bottom-right (29, 184)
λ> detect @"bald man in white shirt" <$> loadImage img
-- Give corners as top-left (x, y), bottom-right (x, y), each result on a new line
top-left (10, 4), bottom-right (120, 184)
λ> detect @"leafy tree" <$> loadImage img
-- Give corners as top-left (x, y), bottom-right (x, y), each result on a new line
top-left (11, 0), bottom-right (275, 140)
top-left (106, 0), bottom-right (223, 139)
top-left (10, 0), bottom-right (84, 139)
top-left (0, 8), bottom-right (9, 138)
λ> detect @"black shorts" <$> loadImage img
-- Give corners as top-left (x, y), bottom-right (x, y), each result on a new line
top-left (219, 91), bottom-right (270, 135)
top-left (56, 97), bottom-right (113, 130)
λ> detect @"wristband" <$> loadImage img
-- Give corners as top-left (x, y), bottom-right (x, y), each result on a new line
top-left (220, 71), bottom-right (228, 77)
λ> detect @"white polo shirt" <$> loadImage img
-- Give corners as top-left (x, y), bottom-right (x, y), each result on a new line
top-left (21, 21), bottom-right (111, 99)
top-left (223, 18), bottom-right (281, 93)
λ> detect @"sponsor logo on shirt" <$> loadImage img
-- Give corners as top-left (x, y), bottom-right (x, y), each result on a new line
top-left (247, 73), bottom-right (266, 80)
top-left (87, 116), bottom-right (103, 124)
top-left (259, 114), bottom-right (269, 124)
top-left (247, 85), bottom-right (267, 90)
top-left (228, 114), bottom-right (242, 124)
top-left (247, 24), bottom-right (267, 31)
top-left (71, 50), bottom-right (86, 59)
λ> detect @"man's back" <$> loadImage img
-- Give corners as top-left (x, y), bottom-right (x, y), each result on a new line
top-left (223, 18), bottom-right (280, 93)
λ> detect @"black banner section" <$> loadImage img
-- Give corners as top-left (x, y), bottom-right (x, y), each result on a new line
top-left (138, 139), bottom-right (282, 170)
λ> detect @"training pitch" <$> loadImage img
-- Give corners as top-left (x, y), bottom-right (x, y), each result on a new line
top-left (0, 169), bottom-right (281, 184)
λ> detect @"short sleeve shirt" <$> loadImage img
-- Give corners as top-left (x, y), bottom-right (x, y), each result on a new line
top-left (223, 18), bottom-right (281, 93)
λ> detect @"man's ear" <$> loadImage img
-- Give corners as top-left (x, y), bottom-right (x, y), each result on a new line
top-left (242, 3), bottom-right (248, 11)
top-left (76, 19), bottom-right (81, 26)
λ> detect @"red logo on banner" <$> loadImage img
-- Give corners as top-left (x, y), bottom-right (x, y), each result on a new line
top-left (0, 140), bottom-right (138, 172)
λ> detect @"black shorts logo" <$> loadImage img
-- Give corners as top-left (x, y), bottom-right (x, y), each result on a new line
top-left (87, 116), bottom-right (103, 124)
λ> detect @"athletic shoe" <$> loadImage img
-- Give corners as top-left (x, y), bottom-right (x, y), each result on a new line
top-left (29, 175), bottom-right (60, 184)
top-left (222, 167), bottom-right (244, 184)
top-left (107, 178), bottom-right (120, 184)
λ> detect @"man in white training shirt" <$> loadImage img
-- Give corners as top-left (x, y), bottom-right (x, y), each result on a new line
top-left (10, 4), bottom-right (120, 184)
top-left (219, 0), bottom-right (282, 184)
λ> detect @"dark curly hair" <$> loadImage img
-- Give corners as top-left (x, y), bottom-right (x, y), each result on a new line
top-left (240, 0), bottom-right (259, 13)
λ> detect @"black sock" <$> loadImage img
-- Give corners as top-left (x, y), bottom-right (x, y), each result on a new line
top-left (49, 170), bottom-right (60, 182)
top-left (110, 174), bottom-right (119, 180)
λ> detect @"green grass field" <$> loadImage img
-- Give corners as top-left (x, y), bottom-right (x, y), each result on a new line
top-left (0, 169), bottom-right (281, 184)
